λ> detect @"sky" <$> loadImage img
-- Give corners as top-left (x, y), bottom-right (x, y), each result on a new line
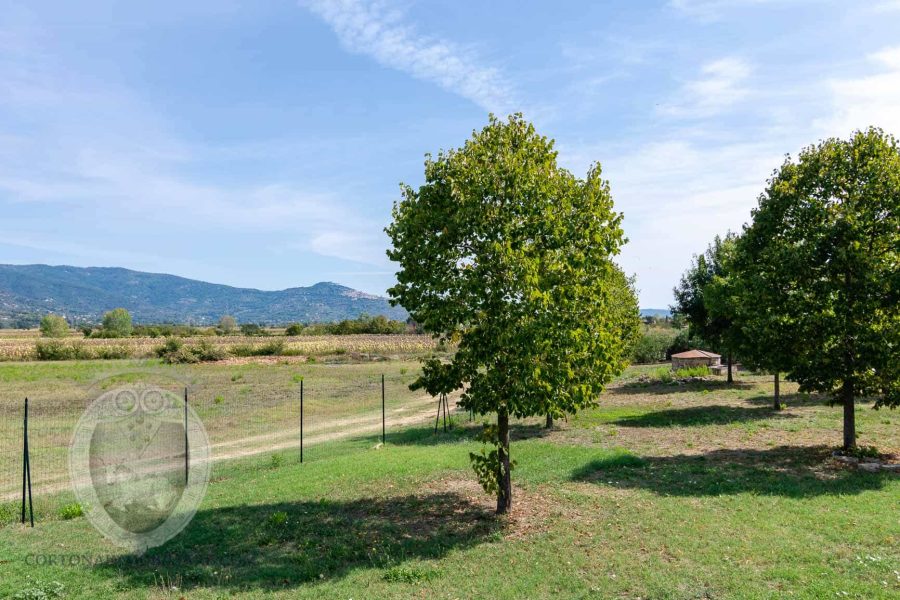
top-left (1, 1), bottom-right (899, 308)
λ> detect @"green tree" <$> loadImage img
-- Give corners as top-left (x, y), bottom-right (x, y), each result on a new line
top-left (39, 314), bottom-right (69, 338)
top-left (218, 315), bottom-right (237, 334)
top-left (735, 128), bottom-right (899, 449)
top-left (671, 233), bottom-right (739, 382)
top-left (284, 323), bottom-right (304, 336)
top-left (387, 114), bottom-right (636, 513)
top-left (101, 308), bottom-right (133, 338)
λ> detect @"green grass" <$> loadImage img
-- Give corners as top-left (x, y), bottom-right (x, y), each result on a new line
top-left (0, 364), bottom-right (898, 598)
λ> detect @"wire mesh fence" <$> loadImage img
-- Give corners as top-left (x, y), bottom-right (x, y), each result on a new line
top-left (0, 369), bottom-right (454, 524)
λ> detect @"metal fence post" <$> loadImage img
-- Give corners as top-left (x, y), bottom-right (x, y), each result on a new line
top-left (22, 397), bottom-right (34, 527)
top-left (300, 379), bottom-right (304, 463)
top-left (381, 374), bottom-right (385, 445)
top-left (184, 388), bottom-right (189, 485)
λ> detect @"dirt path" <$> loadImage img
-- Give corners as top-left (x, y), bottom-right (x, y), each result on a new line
top-left (1, 393), bottom-right (459, 501)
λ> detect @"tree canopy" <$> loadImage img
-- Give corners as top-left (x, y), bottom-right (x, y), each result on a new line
top-left (671, 233), bottom-right (740, 381)
top-left (386, 114), bottom-right (639, 512)
top-left (101, 308), bottom-right (133, 338)
top-left (39, 314), bottom-right (69, 338)
top-left (735, 127), bottom-right (899, 448)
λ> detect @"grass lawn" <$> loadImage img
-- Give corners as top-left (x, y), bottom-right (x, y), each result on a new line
top-left (0, 364), bottom-right (898, 599)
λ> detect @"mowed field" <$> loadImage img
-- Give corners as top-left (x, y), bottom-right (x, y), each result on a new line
top-left (0, 361), bottom-right (898, 599)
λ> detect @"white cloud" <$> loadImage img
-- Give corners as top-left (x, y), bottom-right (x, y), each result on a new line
top-left (299, 0), bottom-right (517, 114)
top-left (815, 45), bottom-right (900, 137)
top-left (669, 0), bottom-right (799, 21)
top-left (658, 57), bottom-right (753, 118)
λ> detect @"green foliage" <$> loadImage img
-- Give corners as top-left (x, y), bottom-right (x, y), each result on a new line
top-left (672, 234), bottom-right (739, 357)
top-left (58, 503), bottom-right (83, 520)
top-left (388, 114), bottom-right (636, 509)
top-left (11, 578), bottom-right (65, 600)
top-left (630, 327), bottom-right (678, 363)
top-left (231, 339), bottom-right (284, 357)
top-left (156, 337), bottom-right (227, 364)
top-left (99, 308), bottom-right (133, 338)
top-left (299, 315), bottom-right (407, 335)
top-left (269, 453), bottom-right (284, 469)
top-left (132, 323), bottom-right (209, 338)
top-left (239, 323), bottom-right (267, 336)
top-left (468, 424), bottom-right (515, 496)
top-left (39, 314), bottom-right (69, 338)
top-left (284, 323), bottom-right (303, 336)
top-left (733, 128), bottom-right (900, 445)
top-left (218, 315), bottom-right (237, 334)
top-left (33, 340), bottom-right (95, 361)
top-left (382, 565), bottom-right (438, 583)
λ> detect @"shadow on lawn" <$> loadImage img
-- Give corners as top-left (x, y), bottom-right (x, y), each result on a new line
top-left (612, 404), bottom-right (795, 428)
top-left (101, 491), bottom-right (500, 592)
top-left (386, 420), bottom-right (551, 446)
top-left (613, 380), bottom-right (756, 396)
top-left (570, 445), bottom-right (893, 498)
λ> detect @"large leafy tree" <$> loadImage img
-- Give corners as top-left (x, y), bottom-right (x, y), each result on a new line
top-left (101, 308), bottom-right (133, 338)
top-left (671, 234), bottom-right (739, 382)
top-left (387, 114), bottom-right (637, 513)
top-left (39, 314), bottom-right (69, 338)
top-left (737, 128), bottom-right (899, 449)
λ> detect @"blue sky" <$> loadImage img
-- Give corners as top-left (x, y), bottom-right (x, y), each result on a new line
top-left (2, 1), bottom-right (898, 307)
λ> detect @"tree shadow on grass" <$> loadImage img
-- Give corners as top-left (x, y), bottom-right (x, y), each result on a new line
top-left (386, 421), bottom-right (552, 446)
top-left (612, 404), bottom-right (796, 428)
top-left (101, 491), bottom-right (500, 593)
top-left (570, 445), bottom-right (893, 498)
top-left (613, 380), bottom-right (756, 396)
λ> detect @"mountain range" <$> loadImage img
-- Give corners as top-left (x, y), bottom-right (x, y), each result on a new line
top-left (0, 264), bottom-right (408, 327)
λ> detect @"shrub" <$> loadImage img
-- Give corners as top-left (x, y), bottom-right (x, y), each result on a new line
top-left (39, 314), bottom-right (69, 338)
top-left (157, 337), bottom-right (226, 363)
top-left (58, 503), bottom-right (83, 520)
top-left (284, 323), bottom-right (303, 336)
top-left (95, 345), bottom-right (132, 360)
top-left (631, 327), bottom-right (678, 363)
top-left (231, 340), bottom-right (284, 357)
top-left (240, 323), bottom-right (267, 336)
top-left (99, 308), bottom-right (133, 338)
top-left (34, 340), bottom-right (90, 361)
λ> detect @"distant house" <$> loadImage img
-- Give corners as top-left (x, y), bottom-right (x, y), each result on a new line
top-left (671, 349), bottom-right (721, 370)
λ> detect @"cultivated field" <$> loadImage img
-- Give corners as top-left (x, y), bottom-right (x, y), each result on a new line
top-left (1, 361), bottom-right (897, 599)
top-left (0, 330), bottom-right (439, 361)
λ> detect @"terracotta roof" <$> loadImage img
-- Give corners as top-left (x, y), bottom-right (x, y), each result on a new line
top-left (671, 349), bottom-right (720, 359)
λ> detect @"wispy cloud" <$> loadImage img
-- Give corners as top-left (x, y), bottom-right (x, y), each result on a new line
top-left (816, 45), bottom-right (900, 137)
top-left (658, 57), bottom-right (752, 118)
top-left (299, 0), bottom-right (517, 114)
top-left (669, 0), bottom-right (799, 21)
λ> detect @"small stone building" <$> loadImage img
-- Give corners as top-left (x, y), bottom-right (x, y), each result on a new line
top-left (671, 349), bottom-right (721, 370)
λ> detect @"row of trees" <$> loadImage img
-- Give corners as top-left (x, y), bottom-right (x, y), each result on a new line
top-left (673, 128), bottom-right (899, 450)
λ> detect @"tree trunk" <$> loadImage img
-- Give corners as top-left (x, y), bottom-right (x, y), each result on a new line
top-left (726, 352), bottom-right (733, 384)
top-left (773, 372), bottom-right (780, 410)
top-left (496, 408), bottom-right (512, 514)
top-left (842, 381), bottom-right (856, 450)
top-left (545, 413), bottom-right (553, 429)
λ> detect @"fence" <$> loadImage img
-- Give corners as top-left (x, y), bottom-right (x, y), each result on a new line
top-left (0, 370), bottom-right (456, 524)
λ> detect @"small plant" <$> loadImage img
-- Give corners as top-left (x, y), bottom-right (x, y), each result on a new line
top-left (231, 373), bottom-right (243, 382)
top-left (58, 503), bottom-right (83, 520)
top-left (214, 395), bottom-right (224, 405)
top-left (269, 453), bottom-right (283, 469)
top-left (12, 578), bottom-right (65, 600)
top-left (268, 510), bottom-right (288, 526)
top-left (383, 565), bottom-right (438, 583)
top-left (291, 374), bottom-right (303, 383)
top-left (843, 445), bottom-right (881, 460)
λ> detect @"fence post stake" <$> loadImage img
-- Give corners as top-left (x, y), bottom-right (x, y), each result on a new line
top-left (300, 379), bottom-right (304, 464)
top-left (22, 397), bottom-right (34, 527)
top-left (184, 388), bottom-right (189, 485)
top-left (381, 374), bottom-right (385, 445)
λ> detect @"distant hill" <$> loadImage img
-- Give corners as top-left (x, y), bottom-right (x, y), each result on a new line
top-left (639, 308), bottom-right (672, 318)
top-left (0, 264), bottom-right (407, 327)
